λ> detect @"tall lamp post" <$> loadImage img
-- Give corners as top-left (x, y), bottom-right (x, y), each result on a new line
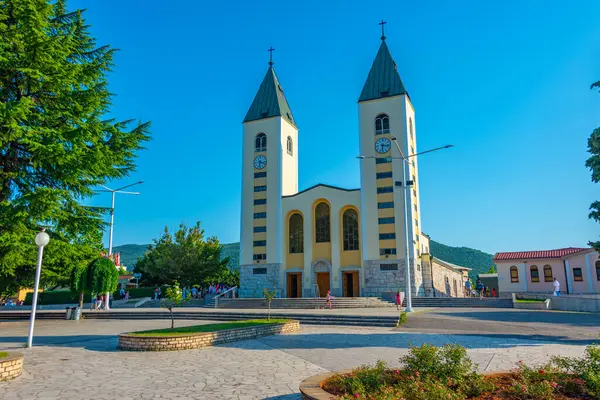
top-left (358, 143), bottom-right (453, 312)
top-left (95, 181), bottom-right (143, 309)
top-left (27, 228), bottom-right (50, 348)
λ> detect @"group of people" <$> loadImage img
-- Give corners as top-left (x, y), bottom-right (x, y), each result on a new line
top-left (1, 299), bottom-right (23, 307)
top-left (152, 284), bottom-right (237, 301)
top-left (464, 279), bottom-right (497, 298)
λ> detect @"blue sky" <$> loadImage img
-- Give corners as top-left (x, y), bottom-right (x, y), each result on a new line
top-left (75, 0), bottom-right (600, 254)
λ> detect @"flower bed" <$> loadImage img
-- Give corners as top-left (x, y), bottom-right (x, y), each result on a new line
top-left (300, 344), bottom-right (600, 400)
top-left (0, 352), bottom-right (24, 381)
top-left (119, 319), bottom-right (299, 351)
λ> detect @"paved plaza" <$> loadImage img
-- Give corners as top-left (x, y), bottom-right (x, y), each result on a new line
top-left (1, 309), bottom-right (599, 399)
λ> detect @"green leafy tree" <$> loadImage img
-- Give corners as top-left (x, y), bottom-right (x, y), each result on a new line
top-left (89, 257), bottom-right (118, 309)
top-left (135, 222), bottom-right (230, 288)
top-left (586, 81), bottom-right (600, 251)
top-left (0, 1), bottom-right (150, 296)
top-left (487, 265), bottom-right (497, 273)
top-left (161, 281), bottom-right (190, 329)
top-left (70, 263), bottom-right (90, 308)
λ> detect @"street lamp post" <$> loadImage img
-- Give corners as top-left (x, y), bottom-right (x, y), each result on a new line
top-left (95, 181), bottom-right (143, 309)
top-left (27, 228), bottom-right (50, 348)
top-left (358, 143), bottom-right (453, 313)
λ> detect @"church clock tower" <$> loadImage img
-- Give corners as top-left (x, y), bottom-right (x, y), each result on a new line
top-left (357, 27), bottom-right (423, 297)
top-left (239, 52), bottom-right (298, 298)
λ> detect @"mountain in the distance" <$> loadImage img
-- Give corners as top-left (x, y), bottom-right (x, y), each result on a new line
top-left (114, 240), bottom-right (493, 277)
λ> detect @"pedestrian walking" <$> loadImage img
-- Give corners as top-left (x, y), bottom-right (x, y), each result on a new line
top-left (325, 290), bottom-right (333, 310)
top-left (395, 291), bottom-right (402, 310)
top-left (464, 279), bottom-right (472, 297)
top-left (553, 278), bottom-right (561, 296)
top-left (476, 279), bottom-right (484, 299)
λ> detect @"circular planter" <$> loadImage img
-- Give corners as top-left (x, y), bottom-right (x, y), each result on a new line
top-left (119, 320), bottom-right (300, 351)
top-left (299, 369), bottom-right (512, 400)
top-left (0, 352), bottom-right (24, 381)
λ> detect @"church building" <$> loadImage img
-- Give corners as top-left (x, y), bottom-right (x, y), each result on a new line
top-left (238, 29), bottom-right (468, 299)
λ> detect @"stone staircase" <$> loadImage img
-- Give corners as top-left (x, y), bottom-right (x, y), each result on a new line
top-left (403, 297), bottom-right (513, 308)
top-left (211, 297), bottom-right (396, 309)
top-left (0, 310), bottom-right (399, 327)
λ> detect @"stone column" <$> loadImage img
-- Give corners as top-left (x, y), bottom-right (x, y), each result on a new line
top-left (565, 260), bottom-right (573, 294)
top-left (521, 262), bottom-right (528, 292)
top-left (303, 210), bottom-right (313, 298)
top-left (585, 254), bottom-right (594, 293)
top-left (330, 206), bottom-right (342, 297)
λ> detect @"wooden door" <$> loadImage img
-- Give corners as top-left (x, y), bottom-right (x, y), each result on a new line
top-left (343, 272), bottom-right (360, 297)
top-left (287, 273), bottom-right (302, 298)
top-left (352, 272), bottom-right (359, 297)
top-left (316, 273), bottom-right (330, 297)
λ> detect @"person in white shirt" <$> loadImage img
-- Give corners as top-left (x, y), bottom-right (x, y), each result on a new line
top-left (553, 278), bottom-right (561, 296)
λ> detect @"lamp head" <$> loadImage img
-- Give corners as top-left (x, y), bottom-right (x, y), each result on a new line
top-left (35, 229), bottom-right (50, 247)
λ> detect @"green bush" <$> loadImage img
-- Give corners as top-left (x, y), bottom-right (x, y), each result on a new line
top-left (24, 291), bottom-right (77, 305)
top-left (400, 343), bottom-right (475, 386)
top-left (397, 311), bottom-right (408, 326)
top-left (553, 344), bottom-right (600, 398)
top-left (112, 286), bottom-right (167, 299)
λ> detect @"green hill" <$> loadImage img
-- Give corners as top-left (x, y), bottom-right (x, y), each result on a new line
top-left (115, 240), bottom-right (493, 277)
top-left (429, 240), bottom-right (494, 277)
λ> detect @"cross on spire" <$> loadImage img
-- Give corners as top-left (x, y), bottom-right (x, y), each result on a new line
top-left (268, 46), bottom-right (275, 66)
top-left (379, 20), bottom-right (387, 41)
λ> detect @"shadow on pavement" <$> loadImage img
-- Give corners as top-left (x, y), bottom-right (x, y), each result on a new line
top-left (440, 311), bottom-right (600, 327)
top-left (0, 335), bottom-right (118, 352)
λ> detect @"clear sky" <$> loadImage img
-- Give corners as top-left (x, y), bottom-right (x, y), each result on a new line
top-left (74, 0), bottom-right (600, 254)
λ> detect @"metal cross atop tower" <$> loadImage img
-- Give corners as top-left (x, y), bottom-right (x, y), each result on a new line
top-left (379, 20), bottom-right (387, 41)
top-left (268, 46), bottom-right (275, 66)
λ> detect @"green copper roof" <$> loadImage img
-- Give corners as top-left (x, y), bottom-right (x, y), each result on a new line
top-left (358, 40), bottom-right (408, 103)
top-left (243, 66), bottom-right (296, 127)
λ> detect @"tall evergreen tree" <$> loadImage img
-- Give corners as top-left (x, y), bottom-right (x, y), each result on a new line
top-left (586, 81), bottom-right (600, 251)
top-left (0, 0), bottom-right (150, 297)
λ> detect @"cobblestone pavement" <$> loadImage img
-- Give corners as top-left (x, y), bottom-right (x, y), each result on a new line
top-left (0, 318), bottom-right (597, 400)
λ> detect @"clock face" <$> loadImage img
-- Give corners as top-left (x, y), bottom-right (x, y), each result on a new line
top-left (375, 137), bottom-right (391, 154)
top-left (254, 155), bottom-right (267, 169)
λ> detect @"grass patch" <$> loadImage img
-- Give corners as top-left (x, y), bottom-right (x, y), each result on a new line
top-left (0, 352), bottom-right (8, 359)
top-left (516, 298), bottom-right (546, 303)
top-left (129, 319), bottom-right (291, 336)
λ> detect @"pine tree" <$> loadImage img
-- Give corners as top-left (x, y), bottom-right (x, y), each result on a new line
top-left (0, 0), bottom-right (150, 298)
top-left (586, 82), bottom-right (600, 251)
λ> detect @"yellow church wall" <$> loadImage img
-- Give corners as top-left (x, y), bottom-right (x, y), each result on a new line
top-left (378, 224), bottom-right (395, 234)
top-left (253, 204), bottom-right (266, 213)
top-left (376, 163), bottom-right (392, 173)
top-left (313, 242), bottom-right (331, 262)
top-left (254, 232), bottom-right (266, 241)
top-left (377, 193), bottom-right (394, 203)
top-left (287, 253), bottom-right (304, 269)
top-left (376, 178), bottom-right (393, 188)
top-left (378, 208), bottom-right (395, 218)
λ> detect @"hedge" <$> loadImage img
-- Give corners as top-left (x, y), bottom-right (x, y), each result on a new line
top-left (112, 287), bottom-right (166, 299)
top-left (24, 291), bottom-right (77, 306)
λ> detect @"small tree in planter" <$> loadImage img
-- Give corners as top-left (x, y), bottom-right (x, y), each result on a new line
top-left (89, 258), bottom-right (119, 310)
top-left (263, 288), bottom-right (278, 321)
top-left (161, 281), bottom-right (190, 329)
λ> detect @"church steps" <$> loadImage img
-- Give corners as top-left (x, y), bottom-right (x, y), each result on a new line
top-left (403, 298), bottom-right (513, 308)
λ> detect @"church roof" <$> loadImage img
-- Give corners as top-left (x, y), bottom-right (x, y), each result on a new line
top-left (243, 66), bottom-right (296, 127)
top-left (358, 40), bottom-right (408, 103)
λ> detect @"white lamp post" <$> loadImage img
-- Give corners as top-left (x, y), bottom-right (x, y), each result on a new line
top-left (27, 228), bottom-right (50, 348)
top-left (358, 143), bottom-right (453, 312)
top-left (95, 181), bottom-right (143, 310)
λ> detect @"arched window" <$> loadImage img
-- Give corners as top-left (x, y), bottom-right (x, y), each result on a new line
top-left (530, 265), bottom-right (539, 282)
top-left (510, 266), bottom-right (519, 283)
top-left (375, 114), bottom-right (390, 135)
top-left (315, 202), bottom-right (330, 243)
top-left (409, 118), bottom-right (414, 139)
top-left (342, 209), bottom-right (359, 251)
top-left (289, 213), bottom-right (303, 253)
top-left (596, 260), bottom-right (600, 281)
top-left (255, 133), bottom-right (267, 152)
top-left (544, 265), bottom-right (553, 282)
top-left (287, 136), bottom-right (293, 155)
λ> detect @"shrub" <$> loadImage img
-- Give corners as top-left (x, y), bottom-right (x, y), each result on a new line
top-left (24, 291), bottom-right (77, 305)
top-left (400, 343), bottom-right (475, 386)
top-left (396, 311), bottom-right (408, 326)
top-left (553, 344), bottom-right (600, 398)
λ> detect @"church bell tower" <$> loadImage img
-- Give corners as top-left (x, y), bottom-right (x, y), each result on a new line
top-left (357, 24), bottom-right (423, 296)
top-left (238, 50), bottom-right (298, 298)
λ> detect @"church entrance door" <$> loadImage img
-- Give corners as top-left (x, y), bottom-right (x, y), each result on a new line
top-left (343, 271), bottom-right (360, 297)
top-left (316, 272), bottom-right (330, 297)
top-left (286, 273), bottom-right (302, 298)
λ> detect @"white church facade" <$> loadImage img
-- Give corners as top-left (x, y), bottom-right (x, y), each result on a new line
top-left (238, 32), bottom-right (468, 299)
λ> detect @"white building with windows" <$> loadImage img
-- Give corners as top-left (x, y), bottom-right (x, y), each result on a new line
top-left (238, 32), bottom-right (467, 298)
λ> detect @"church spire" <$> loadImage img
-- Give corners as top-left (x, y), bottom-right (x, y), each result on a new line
top-left (358, 23), bottom-right (409, 103)
top-left (243, 48), bottom-right (296, 127)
